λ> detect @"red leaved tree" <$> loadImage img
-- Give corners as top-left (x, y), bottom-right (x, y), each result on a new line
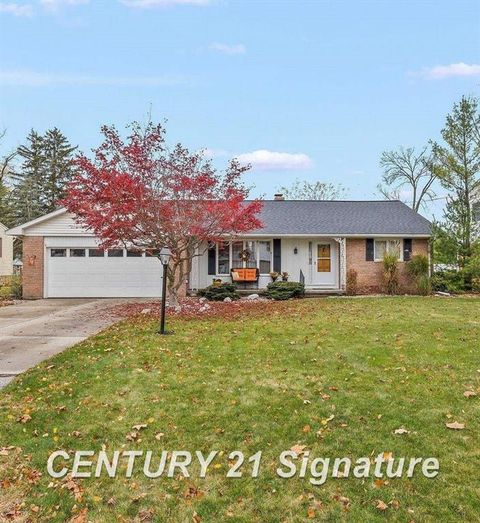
top-left (62, 121), bottom-right (263, 305)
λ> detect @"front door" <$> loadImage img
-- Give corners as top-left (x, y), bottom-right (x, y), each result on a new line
top-left (312, 242), bottom-right (337, 287)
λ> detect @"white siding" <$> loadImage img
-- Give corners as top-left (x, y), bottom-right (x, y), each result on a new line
top-left (26, 212), bottom-right (92, 237)
top-left (0, 226), bottom-right (14, 276)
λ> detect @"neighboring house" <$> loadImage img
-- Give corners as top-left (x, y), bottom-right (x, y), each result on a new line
top-left (7, 198), bottom-right (431, 299)
top-left (473, 186), bottom-right (480, 237)
top-left (0, 222), bottom-right (14, 276)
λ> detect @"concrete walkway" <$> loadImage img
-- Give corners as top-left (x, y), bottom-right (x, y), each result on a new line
top-left (0, 298), bottom-right (141, 388)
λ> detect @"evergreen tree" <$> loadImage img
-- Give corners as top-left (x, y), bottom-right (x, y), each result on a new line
top-left (0, 129), bottom-right (16, 227)
top-left (43, 128), bottom-right (77, 213)
top-left (12, 128), bottom-right (77, 223)
top-left (433, 96), bottom-right (480, 262)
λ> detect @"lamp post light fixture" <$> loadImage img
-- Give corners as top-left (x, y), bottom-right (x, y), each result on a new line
top-left (158, 247), bottom-right (172, 335)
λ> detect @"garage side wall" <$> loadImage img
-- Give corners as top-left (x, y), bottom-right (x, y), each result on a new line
top-left (22, 236), bottom-right (45, 299)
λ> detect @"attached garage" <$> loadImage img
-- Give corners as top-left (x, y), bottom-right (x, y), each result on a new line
top-left (7, 210), bottom-right (164, 299)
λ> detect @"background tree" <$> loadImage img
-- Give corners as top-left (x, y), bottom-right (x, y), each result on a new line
top-left (43, 128), bottom-right (78, 214)
top-left (378, 146), bottom-right (437, 212)
top-left (0, 129), bottom-right (16, 226)
top-left (433, 95), bottom-right (480, 266)
top-left (278, 179), bottom-right (346, 200)
top-left (12, 128), bottom-right (77, 223)
top-left (62, 121), bottom-right (263, 305)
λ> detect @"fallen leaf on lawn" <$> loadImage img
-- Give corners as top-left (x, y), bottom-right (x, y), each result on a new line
top-left (17, 414), bottom-right (32, 424)
top-left (126, 431), bottom-right (139, 442)
top-left (184, 486), bottom-right (204, 499)
top-left (321, 414), bottom-right (335, 425)
top-left (302, 425), bottom-right (311, 433)
top-left (192, 511), bottom-right (202, 523)
top-left (290, 444), bottom-right (307, 457)
top-left (138, 508), bottom-right (155, 521)
top-left (69, 508), bottom-right (88, 523)
top-left (303, 399), bottom-right (311, 405)
top-left (107, 497), bottom-right (115, 506)
top-left (132, 423), bottom-right (148, 431)
top-left (375, 500), bottom-right (388, 511)
top-left (307, 506), bottom-right (316, 518)
top-left (31, 505), bottom-right (39, 513)
top-left (394, 428), bottom-right (410, 435)
top-left (446, 421), bottom-right (465, 430)
top-left (463, 391), bottom-right (477, 398)
top-left (155, 432), bottom-right (165, 440)
top-left (383, 452), bottom-right (393, 460)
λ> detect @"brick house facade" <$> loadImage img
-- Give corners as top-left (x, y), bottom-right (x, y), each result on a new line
top-left (8, 201), bottom-right (432, 299)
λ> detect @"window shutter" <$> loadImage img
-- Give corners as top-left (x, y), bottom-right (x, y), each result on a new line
top-left (273, 239), bottom-right (281, 272)
top-left (366, 239), bottom-right (374, 261)
top-left (208, 244), bottom-right (216, 275)
top-left (403, 239), bottom-right (412, 261)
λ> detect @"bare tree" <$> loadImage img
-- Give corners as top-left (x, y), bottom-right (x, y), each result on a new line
top-left (0, 129), bottom-right (16, 184)
top-left (378, 146), bottom-right (437, 212)
top-left (278, 179), bottom-right (346, 200)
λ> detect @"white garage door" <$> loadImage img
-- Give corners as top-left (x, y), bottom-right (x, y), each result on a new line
top-left (46, 247), bottom-right (163, 298)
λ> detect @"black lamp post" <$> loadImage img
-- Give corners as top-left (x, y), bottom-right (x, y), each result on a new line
top-left (158, 248), bottom-right (172, 335)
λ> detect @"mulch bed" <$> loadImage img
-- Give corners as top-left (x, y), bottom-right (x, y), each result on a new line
top-left (108, 296), bottom-right (282, 321)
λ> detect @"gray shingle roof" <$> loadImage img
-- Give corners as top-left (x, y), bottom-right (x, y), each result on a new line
top-left (249, 200), bottom-right (431, 236)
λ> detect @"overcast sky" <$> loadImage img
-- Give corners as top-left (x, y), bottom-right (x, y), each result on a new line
top-left (1, 0), bottom-right (479, 219)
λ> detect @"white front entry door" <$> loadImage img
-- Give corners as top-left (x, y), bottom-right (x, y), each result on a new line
top-left (311, 241), bottom-right (338, 287)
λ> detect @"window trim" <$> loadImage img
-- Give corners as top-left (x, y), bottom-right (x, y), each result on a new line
top-left (215, 239), bottom-right (273, 275)
top-left (374, 239), bottom-right (403, 262)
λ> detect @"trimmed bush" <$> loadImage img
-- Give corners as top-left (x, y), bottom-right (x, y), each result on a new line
top-left (197, 282), bottom-right (240, 301)
top-left (265, 281), bottom-right (305, 301)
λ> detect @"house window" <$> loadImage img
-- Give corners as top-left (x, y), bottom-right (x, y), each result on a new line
top-left (374, 239), bottom-right (402, 261)
top-left (317, 244), bottom-right (331, 272)
top-left (219, 240), bottom-right (272, 274)
top-left (108, 249), bottom-right (124, 257)
top-left (258, 241), bottom-right (272, 273)
top-left (88, 248), bottom-right (105, 257)
top-left (70, 249), bottom-right (86, 257)
top-left (50, 249), bottom-right (66, 257)
top-left (232, 241), bottom-right (244, 268)
top-left (126, 249), bottom-right (143, 257)
top-left (245, 240), bottom-right (257, 268)
top-left (217, 242), bottom-right (230, 274)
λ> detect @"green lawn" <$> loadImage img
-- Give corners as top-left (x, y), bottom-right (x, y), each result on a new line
top-left (1, 297), bottom-right (479, 522)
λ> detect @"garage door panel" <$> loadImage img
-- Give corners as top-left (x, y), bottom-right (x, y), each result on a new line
top-left (47, 252), bottom-right (163, 298)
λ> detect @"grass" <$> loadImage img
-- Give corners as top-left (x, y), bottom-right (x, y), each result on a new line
top-left (0, 297), bottom-right (479, 522)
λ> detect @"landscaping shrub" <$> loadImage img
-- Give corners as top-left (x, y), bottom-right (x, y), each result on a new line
top-left (406, 254), bottom-right (429, 279)
top-left (346, 268), bottom-right (358, 296)
top-left (406, 255), bottom-right (431, 295)
top-left (382, 252), bottom-right (399, 295)
top-left (0, 275), bottom-right (22, 300)
top-left (197, 282), bottom-right (240, 301)
top-left (431, 270), bottom-right (464, 293)
top-left (265, 281), bottom-right (305, 300)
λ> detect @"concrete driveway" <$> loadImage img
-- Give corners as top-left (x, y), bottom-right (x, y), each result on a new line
top-left (0, 299), bottom-right (141, 388)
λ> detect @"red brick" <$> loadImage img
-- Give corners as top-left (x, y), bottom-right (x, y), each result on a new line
top-left (346, 238), bottom-right (429, 294)
top-left (22, 236), bottom-right (44, 299)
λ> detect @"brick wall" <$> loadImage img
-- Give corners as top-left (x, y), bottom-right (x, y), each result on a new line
top-left (346, 238), bottom-right (429, 294)
top-left (22, 236), bottom-right (44, 299)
